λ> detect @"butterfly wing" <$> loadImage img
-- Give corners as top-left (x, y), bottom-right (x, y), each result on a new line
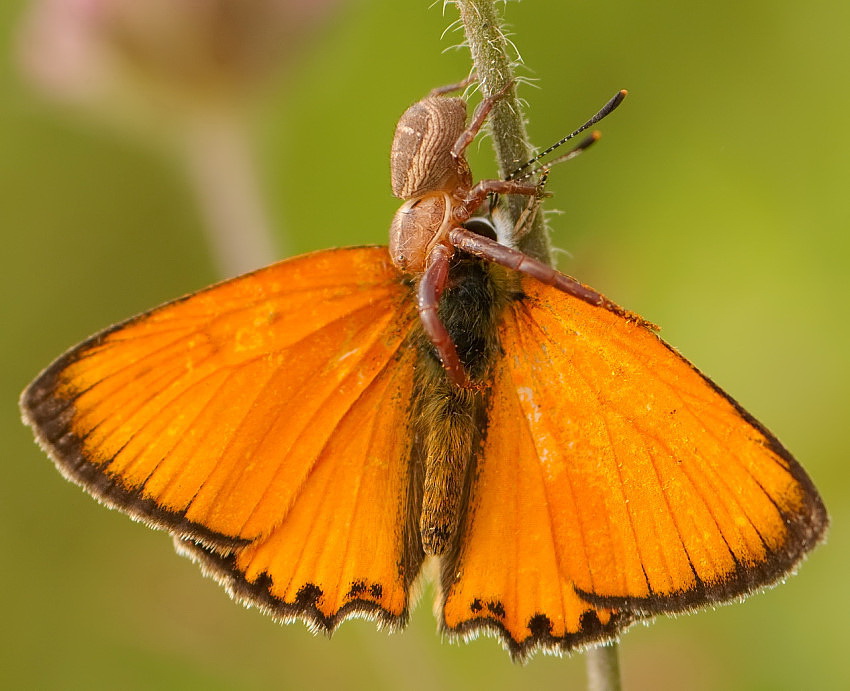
top-left (22, 246), bottom-right (425, 631)
top-left (442, 276), bottom-right (827, 659)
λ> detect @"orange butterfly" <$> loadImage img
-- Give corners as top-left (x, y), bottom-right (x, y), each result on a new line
top-left (21, 79), bottom-right (827, 660)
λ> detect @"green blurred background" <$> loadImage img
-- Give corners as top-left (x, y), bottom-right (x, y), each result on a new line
top-left (2, 1), bottom-right (848, 689)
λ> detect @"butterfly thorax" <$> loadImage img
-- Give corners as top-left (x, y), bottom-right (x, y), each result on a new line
top-left (412, 256), bottom-right (520, 556)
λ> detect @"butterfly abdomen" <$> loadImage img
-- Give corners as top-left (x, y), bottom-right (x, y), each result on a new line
top-left (412, 259), bottom-right (517, 555)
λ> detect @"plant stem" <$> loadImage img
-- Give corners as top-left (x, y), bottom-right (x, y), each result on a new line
top-left (454, 3), bottom-right (624, 690)
top-left (180, 109), bottom-right (281, 277)
top-left (454, 0), bottom-right (551, 263)
top-left (586, 644), bottom-right (623, 691)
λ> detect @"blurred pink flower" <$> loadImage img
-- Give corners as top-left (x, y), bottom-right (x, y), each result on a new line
top-left (16, 0), bottom-right (348, 275)
top-left (17, 0), bottom-right (344, 117)
top-left (17, 0), bottom-right (347, 276)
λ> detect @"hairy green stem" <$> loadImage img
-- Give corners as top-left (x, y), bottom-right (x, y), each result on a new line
top-left (454, 2), bottom-right (624, 690)
top-left (454, 0), bottom-right (551, 263)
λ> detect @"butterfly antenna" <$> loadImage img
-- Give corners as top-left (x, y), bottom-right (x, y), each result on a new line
top-left (506, 89), bottom-right (627, 181)
top-left (509, 131), bottom-right (601, 183)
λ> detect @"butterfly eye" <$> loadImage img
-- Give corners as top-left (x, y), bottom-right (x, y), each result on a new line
top-left (462, 216), bottom-right (498, 241)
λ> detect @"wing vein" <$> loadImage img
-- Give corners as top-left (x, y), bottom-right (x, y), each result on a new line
top-left (233, 318), bottom-right (415, 536)
top-left (510, 302), bottom-right (600, 594)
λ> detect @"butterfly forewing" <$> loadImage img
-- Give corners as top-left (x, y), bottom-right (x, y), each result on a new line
top-left (22, 246), bottom-right (426, 629)
top-left (442, 276), bottom-right (826, 657)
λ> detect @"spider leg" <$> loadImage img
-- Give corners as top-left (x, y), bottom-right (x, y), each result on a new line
top-left (417, 242), bottom-right (472, 388)
top-left (449, 227), bottom-right (655, 328)
top-left (511, 171), bottom-right (549, 242)
top-left (428, 74), bottom-right (477, 98)
top-left (450, 81), bottom-right (514, 160)
top-left (456, 178), bottom-right (542, 221)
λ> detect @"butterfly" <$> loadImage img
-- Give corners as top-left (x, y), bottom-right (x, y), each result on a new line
top-left (21, 79), bottom-right (827, 661)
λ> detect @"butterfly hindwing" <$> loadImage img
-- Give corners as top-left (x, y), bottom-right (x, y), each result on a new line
top-left (442, 275), bottom-right (826, 658)
top-left (439, 319), bottom-right (627, 659)
top-left (22, 246), bottom-right (425, 630)
top-left (175, 331), bottom-right (423, 630)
